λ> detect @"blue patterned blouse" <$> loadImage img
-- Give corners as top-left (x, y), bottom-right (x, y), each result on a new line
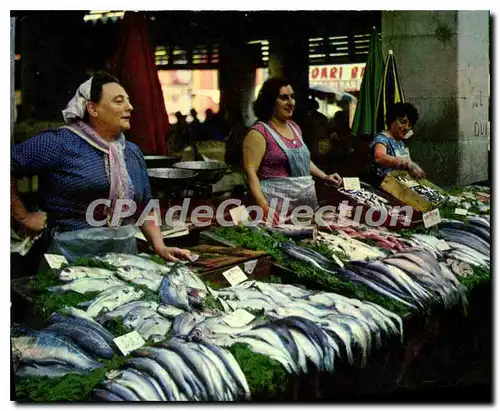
top-left (369, 132), bottom-right (411, 178)
top-left (12, 127), bottom-right (152, 233)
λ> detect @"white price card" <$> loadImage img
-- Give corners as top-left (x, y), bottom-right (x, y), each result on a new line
top-left (436, 239), bottom-right (451, 251)
top-left (332, 254), bottom-right (345, 268)
top-left (113, 331), bottom-right (146, 356)
top-left (229, 205), bottom-right (250, 225)
top-left (244, 259), bottom-right (258, 275)
top-left (222, 265), bottom-right (248, 286)
top-left (222, 309), bottom-right (255, 328)
top-left (44, 254), bottom-right (69, 270)
top-left (454, 208), bottom-right (468, 216)
top-left (342, 177), bottom-right (361, 191)
top-left (422, 208), bottom-right (442, 228)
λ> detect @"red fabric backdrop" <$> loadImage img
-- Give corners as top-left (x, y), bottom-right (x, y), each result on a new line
top-left (107, 11), bottom-right (169, 155)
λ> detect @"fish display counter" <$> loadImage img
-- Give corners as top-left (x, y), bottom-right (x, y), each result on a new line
top-left (11, 185), bottom-right (490, 402)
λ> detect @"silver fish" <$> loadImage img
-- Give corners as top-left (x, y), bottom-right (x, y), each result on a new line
top-left (85, 286), bottom-right (144, 318)
top-left (157, 304), bottom-right (186, 319)
top-left (98, 253), bottom-right (175, 273)
top-left (97, 301), bottom-right (159, 324)
top-left (134, 315), bottom-right (172, 342)
top-left (12, 331), bottom-right (102, 371)
top-left (48, 276), bottom-right (126, 294)
top-left (58, 266), bottom-right (117, 282)
top-left (107, 369), bottom-right (164, 401)
top-left (115, 266), bottom-right (163, 291)
top-left (127, 356), bottom-right (181, 401)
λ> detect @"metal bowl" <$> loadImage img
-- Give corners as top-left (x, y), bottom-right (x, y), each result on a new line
top-left (172, 161), bottom-right (229, 184)
top-left (148, 168), bottom-right (198, 195)
top-left (144, 155), bottom-right (182, 169)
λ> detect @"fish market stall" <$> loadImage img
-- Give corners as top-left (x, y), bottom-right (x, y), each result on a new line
top-left (11, 184), bottom-right (490, 402)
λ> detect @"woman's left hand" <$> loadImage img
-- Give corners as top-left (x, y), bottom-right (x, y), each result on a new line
top-left (156, 246), bottom-right (192, 262)
top-left (324, 173), bottom-right (343, 187)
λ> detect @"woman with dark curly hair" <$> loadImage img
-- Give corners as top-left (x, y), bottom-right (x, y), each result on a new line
top-left (370, 102), bottom-right (425, 184)
top-left (243, 77), bottom-right (342, 223)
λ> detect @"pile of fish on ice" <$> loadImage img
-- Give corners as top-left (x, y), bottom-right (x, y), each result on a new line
top-left (446, 186), bottom-right (490, 214)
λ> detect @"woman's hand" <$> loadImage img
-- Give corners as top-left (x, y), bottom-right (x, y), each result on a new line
top-left (408, 163), bottom-right (426, 179)
top-left (156, 246), bottom-right (192, 262)
top-left (20, 211), bottom-right (47, 236)
top-left (324, 173), bottom-right (343, 187)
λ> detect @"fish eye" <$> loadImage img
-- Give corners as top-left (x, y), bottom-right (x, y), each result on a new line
top-left (123, 266), bottom-right (131, 272)
top-left (63, 268), bottom-right (72, 273)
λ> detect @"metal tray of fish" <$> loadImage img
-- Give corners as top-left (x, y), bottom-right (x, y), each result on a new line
top-left (318, 183), bottom-right (421, 229)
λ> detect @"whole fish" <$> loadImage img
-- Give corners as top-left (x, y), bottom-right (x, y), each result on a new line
top-left (198, 340), bottom-right (251, 400)
top-left (107, 369), bottom-right (164, 401)
top-left (280, 242), bottom-right (338, 274)
top-left (85, 286), bottom-right (144, 318)
top-left (97, 301), bottom-right (159, 324)
top-left (173, 312), bottom-right (206, 337)
top-left (115, 266), bottom-right (164, 291)
top-left (161, 339), bottom-right (220, 400)
top-left (186, 343), bottom-right (233, 400)
top-left (160, 264), bottom-right (190, 310)
top-left (98, 253), bottom-right (175, 273)
top-left (122, 307), bottom-right (160, 330)
top-left (48, 276), bottom-right (126, 294)
top-left (129, 369), bottom-right (168, 401)
top-left (338, 268), bottom-right (417, 309)
top-left (127, 356), bottom-right (181, 401)
top-left (93, 388), bottom-right (124, 402)
top-left (439, 228), bottom-right (489, 256)
top-left (44, 322), bottom-right (115, 359)
top-left (58, 266), bottom-right (117, 282)
top-left (266, 283), bottom-right (312, 299)
top-left (157, 304), bottom-right (186, 319)
top-left (135, 347), bottom-right (207, 400)
top-left (240, 328), bottom-right (296, 368)
top-left (134, 315), bottom-right (172, 342)
top-left (49, 310), bottom-right (116, 349)
top-left (12, 331), bottom-right (103, 371)
top-left (16, 362), bottom-right (87, 378)
top-left (101, 380), bottom-right (141, 401)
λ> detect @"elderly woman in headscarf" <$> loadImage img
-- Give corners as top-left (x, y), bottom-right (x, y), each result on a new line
top-left (11, 71), bottom-right (191, 262)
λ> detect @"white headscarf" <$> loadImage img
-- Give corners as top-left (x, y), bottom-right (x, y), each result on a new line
top-left (61, 77), bottom-right (93, 123)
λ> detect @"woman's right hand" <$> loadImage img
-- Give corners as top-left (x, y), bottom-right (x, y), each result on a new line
top-left (20, 211), bottom-right (47, 235)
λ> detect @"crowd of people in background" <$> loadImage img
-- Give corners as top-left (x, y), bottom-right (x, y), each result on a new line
top-left (167, 95), bottom-right (355, 171)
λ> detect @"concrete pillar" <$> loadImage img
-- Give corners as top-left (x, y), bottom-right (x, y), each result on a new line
top-left (381, 11), bottom-right (489, 186)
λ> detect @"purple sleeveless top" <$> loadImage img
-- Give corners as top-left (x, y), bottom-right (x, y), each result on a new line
top-left (251, 120), bottom-right (304, 179)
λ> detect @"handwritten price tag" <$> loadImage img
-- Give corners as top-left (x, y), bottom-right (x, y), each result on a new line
top-left (113, 331), bottom-right (146, 356)
top-left (44, 254), bottom-right (69, 270)
top-left (422, 208), bottom-right (441, 228)
top-left (222, 309), bottom-right (255, 328)
top-left (343, 177), bottom-right (361, 191)
top-left (229, 205), bottom-right (250, 225)
top-left (436, 239), bottom-right (451, 251)
top-left (454, 208), bottom-right (468, 216)
top-left (222, 265), bottom-right (248, 286)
